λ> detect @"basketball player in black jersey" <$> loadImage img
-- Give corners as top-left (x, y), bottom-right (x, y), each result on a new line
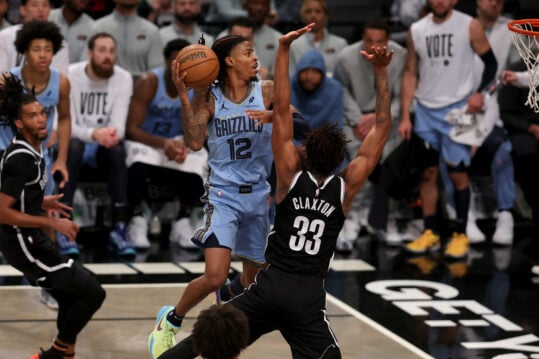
top-left (0, 74), bottom-right (106, 359)
top-left (158, 23), bottom-right (393, 359)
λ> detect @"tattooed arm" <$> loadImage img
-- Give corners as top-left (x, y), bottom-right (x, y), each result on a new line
top-left (172, 59), bottom-right (213, 151)
top-left (342, 45), bottom-right (394, 215)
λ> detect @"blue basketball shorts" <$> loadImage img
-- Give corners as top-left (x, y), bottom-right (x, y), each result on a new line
top-left (414, 98), bottom-right (472, 167)
top-left (193, 182), bottom-right (271, 265)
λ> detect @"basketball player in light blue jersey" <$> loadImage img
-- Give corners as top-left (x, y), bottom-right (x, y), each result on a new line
top-left (148, 34), bottom-right (274, 358)
top-left (126, 39), bottom-right (208, 250)
top-left (1, 21), bottom-right (71, 196)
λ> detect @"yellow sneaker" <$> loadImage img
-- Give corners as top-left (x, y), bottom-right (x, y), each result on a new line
top-left (444, 232), bottom-right (469, 259)
top-left (148, 306), bottom-right (180, 359)
top-left (404, 229), bottom-right (440, 254)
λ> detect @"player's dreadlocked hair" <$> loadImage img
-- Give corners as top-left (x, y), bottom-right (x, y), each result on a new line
top-left (14, 20), bottom-right (64, 55)
top-left (211, 35), bottom-right (248, 84)
top-left (0, 73), bottom-right (37, 133)
top-left (304, 123), bottom-right (347, 177)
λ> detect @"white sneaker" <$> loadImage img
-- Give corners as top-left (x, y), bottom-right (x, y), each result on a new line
top-left (342, 215), bottom-right (361, 242)
top-left (532, 265), bottom-right (539, 276)
top-left (466, 219), bottom-right (485, 244)
top-left (127, 216), bottom-right (150, 249)
top-left (170, 218), bottom-right (198, 249)
top-left (401, 218), bottom-right (423, 241)
top-left (40, 289), bottom-right (58, 310)
top-left (385, 219), bottom-right (402, 246)
top-left (492, 211), bottom-right (514, 246)
top-left (336, 230), bottom-right (354, 253)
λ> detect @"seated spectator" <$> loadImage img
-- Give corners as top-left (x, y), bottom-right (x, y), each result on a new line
top-left (63, 32), bottom-right (136, 259)
top-left (48, 0), bottom-right (95, 63)
top-left (159, 0), bottom-right (214, 47)
top-left (0, 0), bottom-right (11, 30)
top-left (499, 59), bottom-right (539, 240)
top-left (290, 49), bottom-right (343, 130)
top-left (92, 0), bottom-right (164, 80)
top-left (289, 0), bottom-right (348, 76)
top-left (216, 0), bottom-right (280, 79)
top-left (333, 19), bottom-right (407, 248)
top-left (125, 38), bottom-right (208, 249)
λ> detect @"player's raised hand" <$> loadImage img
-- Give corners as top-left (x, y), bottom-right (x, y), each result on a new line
top-left (279, 23), bottom-right (315, 47)
top-left (360, 46), bottom-right (394, 68)
top-left (171, 60), bottom-right (189, 95)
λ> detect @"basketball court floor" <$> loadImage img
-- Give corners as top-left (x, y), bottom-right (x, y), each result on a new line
top-left (1, 219), bottom-right (539, 359)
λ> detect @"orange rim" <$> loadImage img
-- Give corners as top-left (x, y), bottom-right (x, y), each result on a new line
top-left (508, 19), bottom-right (539, 36)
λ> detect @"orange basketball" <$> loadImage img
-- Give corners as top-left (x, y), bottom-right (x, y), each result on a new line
top-left (176, 44), bottom-right (219, 88)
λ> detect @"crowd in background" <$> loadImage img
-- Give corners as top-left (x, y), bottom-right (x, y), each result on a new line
top-left (1, 0), bottom-right (539, 263)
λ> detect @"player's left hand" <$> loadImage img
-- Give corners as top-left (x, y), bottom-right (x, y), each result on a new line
top-left (279, 23), bottom-right (315, 47)
top-left (42, 193), bottom-right (73, 218)
top-left (246, 109), bottom-right (273, 125)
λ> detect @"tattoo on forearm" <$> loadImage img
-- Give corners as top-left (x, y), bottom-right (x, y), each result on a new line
top-left (375, 72), bottom-right (390, 124)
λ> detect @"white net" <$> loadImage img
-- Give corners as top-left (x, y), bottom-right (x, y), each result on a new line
top-left (509, 21), bottom-right (539, 113)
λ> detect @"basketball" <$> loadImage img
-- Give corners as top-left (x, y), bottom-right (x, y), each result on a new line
top-left (176, 44), bottom-right (219, 89)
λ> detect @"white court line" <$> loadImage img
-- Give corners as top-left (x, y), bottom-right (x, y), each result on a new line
top-left (327, 293), bottom-right (434, 359)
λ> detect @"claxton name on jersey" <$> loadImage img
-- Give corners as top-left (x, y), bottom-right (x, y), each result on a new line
top-left (292, 196), bottom-right (336, 218)
top-left (179, 51), bottom-right (207, 64)
top-left (214, 115), bottom-right (263, 137)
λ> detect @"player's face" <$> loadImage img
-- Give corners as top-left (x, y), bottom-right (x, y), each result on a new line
top-left (362, 28), bottom-right (388, 53)
top-left (299, 67), bottom-right (323, 93)
top-left (476, 0), bottom-right (503, 21)
top-left (20, 0), bottom-right (51, 21)
top-left (229, 25), bottom-right (254, 45)
top-left (300, 0), bottom-right (327, 31)
top-left (89, 36), bottom-right (116, 79)
top-left (16, 101), bottom-right (48, 143)
top-left (24, 39), bottom-right (53, 73)
top-left (428, 0), bottom-right (457, 20)
top-left (229, 41), bottom-right (259, 81)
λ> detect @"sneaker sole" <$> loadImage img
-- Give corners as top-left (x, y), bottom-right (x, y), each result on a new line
top-left (403, 243), bottom-right (440, 254)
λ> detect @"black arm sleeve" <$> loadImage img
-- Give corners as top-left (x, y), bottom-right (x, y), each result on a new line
top-left (477, 48), bottom-right (498, 93)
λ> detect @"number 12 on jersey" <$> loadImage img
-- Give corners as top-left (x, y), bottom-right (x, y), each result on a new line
top-left (227, 138), bottom-right (252, 160)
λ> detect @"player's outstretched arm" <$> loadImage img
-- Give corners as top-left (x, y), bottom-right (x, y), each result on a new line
top-left (342, 45), bottom-right (393, 214)
top-left (272, 23), bottom-right (315, 202)
top-left (171, 60), bottom-right (212, 151)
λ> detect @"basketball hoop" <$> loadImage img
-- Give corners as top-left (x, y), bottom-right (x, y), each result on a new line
top-left (508, 19), bottom-right (539, 113)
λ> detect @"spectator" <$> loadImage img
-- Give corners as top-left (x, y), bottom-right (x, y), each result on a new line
top-left (48, 0), bottom-right (95, 64)
top-left (442, 0), bottom-right (517, 245)
top-left (92, 0), bottom-right (164, 80)
top-left (289, 0), bottom-right (348, 76)
top-left (148, 34), bottom-right (274, 359)
top-left (0, 0), bottom-right (69, 74)
top-left (399, 0), bottom-right (497, 259)
top-left (206, 0), bottom-right (276, 24)
top-left (142, 0), bottom-right (175, 27)
top-left (216, 0), bottom-right (281, 79)
top-left (0, 73), bottom-right (106, 359)
top-left (125, 38), bottom-right (207, 249)
top-left (63, 32), bottom-right (136, 259)
top-left (159, 0), bottom-right (214, 47)
top-left (499, 59), bottom-right (539, 241)
top-left (333, 19), bottom-right (407, 247)
top-left (0, 0), bottom-right (11, 30)
top-left (191, 305), bottom-right (249, 359)
top-left (290, 49), bottom-right (343, 131)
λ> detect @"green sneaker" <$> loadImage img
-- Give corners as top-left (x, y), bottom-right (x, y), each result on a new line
top-left (148, 306), bottom-right (180, 359)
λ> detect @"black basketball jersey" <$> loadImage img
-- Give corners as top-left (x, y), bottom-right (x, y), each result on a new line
top-left (266, 170), bottom-right (346, 278)
top-left (0, 136), bottom-right (46, 234)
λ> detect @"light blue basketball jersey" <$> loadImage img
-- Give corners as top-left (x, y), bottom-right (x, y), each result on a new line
top-left (141, 67), bottom-right (193, 138)
top-left (208, 81), bottom-right (272, 186)
top-left (0, 67), bottom-right (60, 149)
